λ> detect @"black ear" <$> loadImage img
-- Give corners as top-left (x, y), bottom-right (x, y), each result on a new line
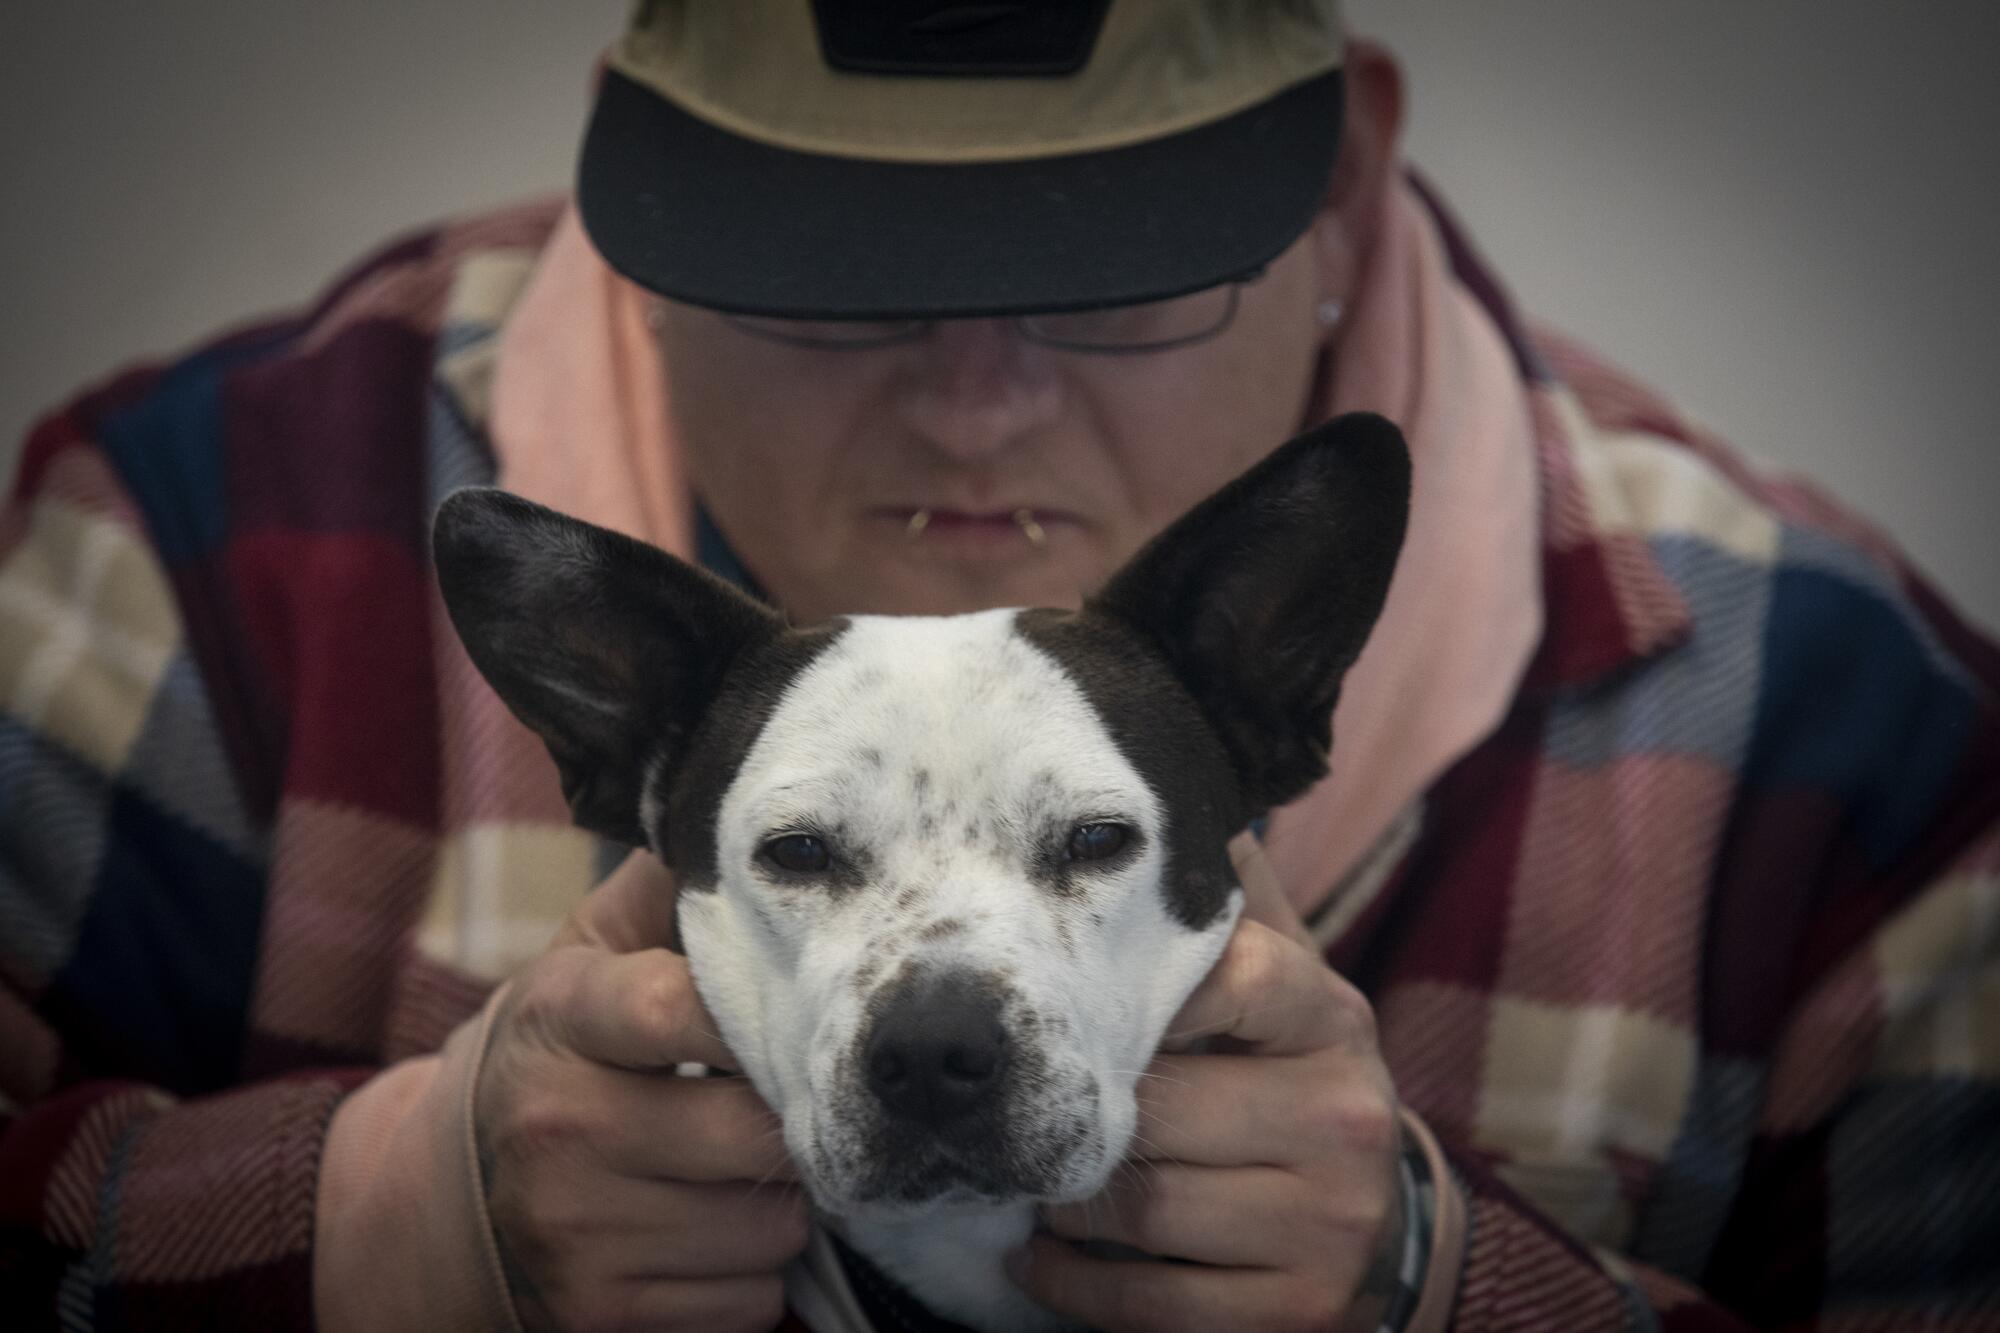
top-left (432, 488), bottom-right (783, 845)
top-left (1089, 412), bottom-right (1410, 816)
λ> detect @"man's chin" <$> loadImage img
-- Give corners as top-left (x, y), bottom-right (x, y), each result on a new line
top-left (791, 552), bottom-right (1098, 622)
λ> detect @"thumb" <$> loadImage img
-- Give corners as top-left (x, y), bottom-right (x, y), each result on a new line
top-left (1228, 831), bottom-right (1315, 951)
top-left (555, 847), bottom-right (682, 953)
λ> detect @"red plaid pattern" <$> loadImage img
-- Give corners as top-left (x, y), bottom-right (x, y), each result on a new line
top-left (2, 189), bottom-right (1996, 1331)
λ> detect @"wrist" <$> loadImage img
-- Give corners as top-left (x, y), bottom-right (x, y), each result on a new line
top-left (314, 986), bottom-right (522, 1333)
top-left (1393, 1108), bottom-right (1469, 1333)
top-left (1337, 1119), bottom-right (1424, 1333)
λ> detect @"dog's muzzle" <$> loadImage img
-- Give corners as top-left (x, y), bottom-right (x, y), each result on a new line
top-left (825, 966), bottom-right (1102, 1207)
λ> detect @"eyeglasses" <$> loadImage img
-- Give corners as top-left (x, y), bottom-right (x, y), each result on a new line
top-left (718, 272), bottom-right (1262, 355)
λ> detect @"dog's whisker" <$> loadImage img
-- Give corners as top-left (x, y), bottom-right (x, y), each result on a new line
top-left (1101, 1160), bottom-right (1149, 1201)
top-left (731, 1124), bottom-right (798, 1199)
top-left (1116, 1151), bottom-right (1167, 1184)
top-left (1113, 1067), bottom-right (1194, 1089)
top-left (1129, 1125), bottom-right (1193, 1173)
top-left (1124, 1122), bottom-right (1187, 1171)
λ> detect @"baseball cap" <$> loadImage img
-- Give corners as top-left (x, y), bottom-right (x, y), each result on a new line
top-left (577, 0), bottom-right (1345, 320)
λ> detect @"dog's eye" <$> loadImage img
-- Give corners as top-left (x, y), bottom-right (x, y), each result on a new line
top-left (1066, 822), bottom-right (1130, 862)
top-left (763, 833), bottom-right (832, 874)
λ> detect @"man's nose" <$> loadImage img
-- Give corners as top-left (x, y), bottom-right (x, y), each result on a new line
top-left (894, 319), bottom-right (1065, 463)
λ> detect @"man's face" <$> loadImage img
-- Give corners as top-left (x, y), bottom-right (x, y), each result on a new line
top-left (654, 229), bottom-right (1335, 622)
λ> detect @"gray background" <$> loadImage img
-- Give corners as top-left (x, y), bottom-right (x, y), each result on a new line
top-left (3, 2), bottom-right (1994, 627)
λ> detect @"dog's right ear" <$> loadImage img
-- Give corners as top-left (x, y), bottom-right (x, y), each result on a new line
top-left (1087, 413), bottom-right (1410, 820)
top-left (432, 489), bottom-right (783, 846)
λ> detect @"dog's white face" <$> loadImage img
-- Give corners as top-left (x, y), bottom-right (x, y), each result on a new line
top-left (434, 413), bottom-right (1411, 1319)
top-left (673, 610), bottom-right (1241, 1214)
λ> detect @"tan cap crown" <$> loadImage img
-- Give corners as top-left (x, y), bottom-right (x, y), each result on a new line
top-left (610, 0), bottom-right (1344, 164)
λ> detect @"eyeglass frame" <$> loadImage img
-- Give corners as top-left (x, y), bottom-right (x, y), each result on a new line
top-left (713, 268), bottom-right (1266, 356)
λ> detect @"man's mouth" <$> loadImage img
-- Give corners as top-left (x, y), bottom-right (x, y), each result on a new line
top-left (877, 506), bottom-right (1073, 557)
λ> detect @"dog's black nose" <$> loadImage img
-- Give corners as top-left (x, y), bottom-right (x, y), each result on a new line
top-left (865, 975), bottom-right (1009, 1126)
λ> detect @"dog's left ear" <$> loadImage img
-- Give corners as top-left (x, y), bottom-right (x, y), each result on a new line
top-left (432, 489), bottom-right (783, 846)
top-left (1089, 412), bottom-right (1411, 817)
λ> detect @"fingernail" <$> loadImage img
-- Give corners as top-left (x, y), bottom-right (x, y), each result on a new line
top-left (1003, 1247), bottom-right (1032, 1285)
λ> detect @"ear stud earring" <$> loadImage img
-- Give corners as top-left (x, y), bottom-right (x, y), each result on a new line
top-left (1316, 299), bottom-right (1344, 328)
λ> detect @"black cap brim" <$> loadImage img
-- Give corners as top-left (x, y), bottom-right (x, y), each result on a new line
top-left (577, 66), bottom-right (1343, 320)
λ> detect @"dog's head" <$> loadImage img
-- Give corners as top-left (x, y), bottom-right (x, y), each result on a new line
top-left (434, 414), bottom-right (1409, 1218)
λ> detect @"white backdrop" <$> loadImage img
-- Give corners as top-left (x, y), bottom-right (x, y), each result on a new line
top-left (3, 1), bottom-right (1994, 625)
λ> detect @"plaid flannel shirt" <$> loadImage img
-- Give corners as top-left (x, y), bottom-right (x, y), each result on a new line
top-left (2, 189), bottom-right (1996, 1331)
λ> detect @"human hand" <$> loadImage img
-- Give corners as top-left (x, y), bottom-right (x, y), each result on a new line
top-left (1008, 846), bottom-right (1402, 1332)
top-left (475, 849), bottom-right (808, 1333)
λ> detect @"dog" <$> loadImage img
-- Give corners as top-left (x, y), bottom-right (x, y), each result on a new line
top-left (433, 412), bottom-right (1410, 1332)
